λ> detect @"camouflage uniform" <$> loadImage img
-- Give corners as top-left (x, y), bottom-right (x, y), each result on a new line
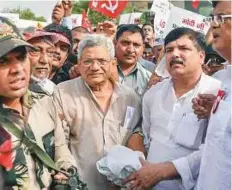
top-left (0, 16), bottom-right (80, 189)
top-left (0, 90), bottom-right (77, 189)
top-left (0, 91), bottom-right (51, 189)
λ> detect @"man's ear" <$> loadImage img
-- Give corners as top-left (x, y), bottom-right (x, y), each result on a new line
top-left (199, 50), bottom-right (206, 65)
top-left (111, 58), bottom-right (117, 66)
top-left (113, 38), bottom-right (117, 46)
top-left (109, 58), bottom-right (119, 82)
top-left (139, 43), bottom-right (145, 58)
top-left (77, 60), bottom-right (81, 68)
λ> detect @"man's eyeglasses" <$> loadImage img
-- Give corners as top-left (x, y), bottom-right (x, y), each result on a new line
top-left (28, 48), bottom-right (55, 58)
top-left (82, 58), bottom-right (111, 66)
top-left (204, 14), bottom-right (232, 25)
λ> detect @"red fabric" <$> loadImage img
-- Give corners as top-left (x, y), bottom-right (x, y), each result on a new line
top-left (24, 30), bottom-right (71, 46)
top-left (89, 0), bottom-right (128, 18)
top-left (212, 90), bottom-right (226, 114)
top-left (192, 0), bottom-right (200, 9)
top-left (82, 11), bottom-right (93, 33)
top-left (0, 138), bottom-right (13, 170)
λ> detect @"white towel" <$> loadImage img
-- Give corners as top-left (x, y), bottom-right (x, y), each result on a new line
top-left (96, 145), bottom-right (145, 186)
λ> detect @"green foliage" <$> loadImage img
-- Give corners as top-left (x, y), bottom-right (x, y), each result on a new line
top-left (89, 10), bottom-right (109, 25)
top-left (7, 8), bottom-right (46, 22)
top-left (72, 0), bottom-right (107, 25)
top-left (72, 0), bottom-right (108, 25)
top-left (139, 13), bottom-right (148, 25)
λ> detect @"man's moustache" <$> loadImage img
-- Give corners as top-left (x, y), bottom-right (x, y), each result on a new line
top-left (53, 53), bottom-right (61, 61)
top-left (170, 59), bottom-right (184, 66)
top-left (124, 53), bottom-right (135, 57)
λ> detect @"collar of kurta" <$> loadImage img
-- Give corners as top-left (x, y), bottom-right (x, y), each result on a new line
top-left (170, 72), bottom-right (205, 101)
top-left (117, 62), bottom-right (138, 77)
top-left (29, 77), bottom-right (55, 96)
top-left (82, 79), bottom-right (123, 102)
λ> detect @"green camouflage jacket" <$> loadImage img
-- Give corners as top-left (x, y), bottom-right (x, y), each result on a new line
top-left (0, 91), bottom-right (51, 189)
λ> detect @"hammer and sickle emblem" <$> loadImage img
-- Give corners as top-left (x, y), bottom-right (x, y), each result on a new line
top-left (101, 0), bottom-right (119, 13)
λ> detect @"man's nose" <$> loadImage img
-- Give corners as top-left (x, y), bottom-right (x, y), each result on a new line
top-left (39, 53), bottom-right (49, 65)
top-left (9, 61), bottom-right (25, 75)
top-left (55, 46), bottom-right (61, 54)
top-left (171, 48), bottom-right (180, 58)
top-left (211, 20), bottom-right (220, 28)
top-left (127, 44), bottom-right (135, 53)
top-left (90, 61), bottom-right (101, 70)
top-left (72, 44), bottom-right (78, 54)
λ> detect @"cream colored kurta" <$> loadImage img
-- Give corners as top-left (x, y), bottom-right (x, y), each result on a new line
top-left (29, 94), bottom-right (76, 171)
top-left (53, 78), bottom-right (141, 190)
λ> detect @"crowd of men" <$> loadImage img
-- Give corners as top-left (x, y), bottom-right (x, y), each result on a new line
top-left (0, 0), bottom-right (231, 189)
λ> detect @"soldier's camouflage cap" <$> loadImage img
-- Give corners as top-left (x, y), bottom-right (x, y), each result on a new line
top-left (0, 16), bottom-right (34, 58)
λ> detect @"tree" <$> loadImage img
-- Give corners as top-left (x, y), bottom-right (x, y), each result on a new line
top-left (72, 0), bottom-right (108, 25)
top-left (4, 8), bottom-right (46, 22)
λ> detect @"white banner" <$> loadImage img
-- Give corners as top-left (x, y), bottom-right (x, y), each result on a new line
top-left (155, 57), bottom-right (170, 78)
top-left (163, 6), bottom-right (210, 37)
top-left (151, 0), bottom-right (172, 38)
top-left (119, 12), bottom-right (143, 25)
top-left (71, 14), bottom-right (82, 28)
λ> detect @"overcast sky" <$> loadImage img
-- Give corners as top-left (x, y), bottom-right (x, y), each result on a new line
top-left (0, 0), bottom-right (59, 22)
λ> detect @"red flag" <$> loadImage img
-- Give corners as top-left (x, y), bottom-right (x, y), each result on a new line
top-left (0, 127), bottom-right (13, 170)
top-left (192, 0), bottom-right (200, 9)
top-left (89, 0), bottom-right (128, 18)
top-left (82, 11), bottom-right (93, 33)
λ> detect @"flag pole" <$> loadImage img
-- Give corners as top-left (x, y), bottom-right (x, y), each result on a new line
top-left (87, 8), bottom-right (90, 17)
top-left (128, 2), bottom-right (134, 24)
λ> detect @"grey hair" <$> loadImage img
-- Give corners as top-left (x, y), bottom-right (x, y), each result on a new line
top-left (77, 34), bottom-right (115, 60)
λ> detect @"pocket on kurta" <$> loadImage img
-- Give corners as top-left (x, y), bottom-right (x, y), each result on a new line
top-left (174, 113), bottom-right (207, 149)
top-left (108, 119), bottom-right (132, 146)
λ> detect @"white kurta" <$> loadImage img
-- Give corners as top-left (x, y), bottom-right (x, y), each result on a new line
top-left (173, 65), bottom-right (231, 190)
top-left (143, 73), bottom-right (221, 190)
top-left (195, 65), bottom-right (231, 190)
